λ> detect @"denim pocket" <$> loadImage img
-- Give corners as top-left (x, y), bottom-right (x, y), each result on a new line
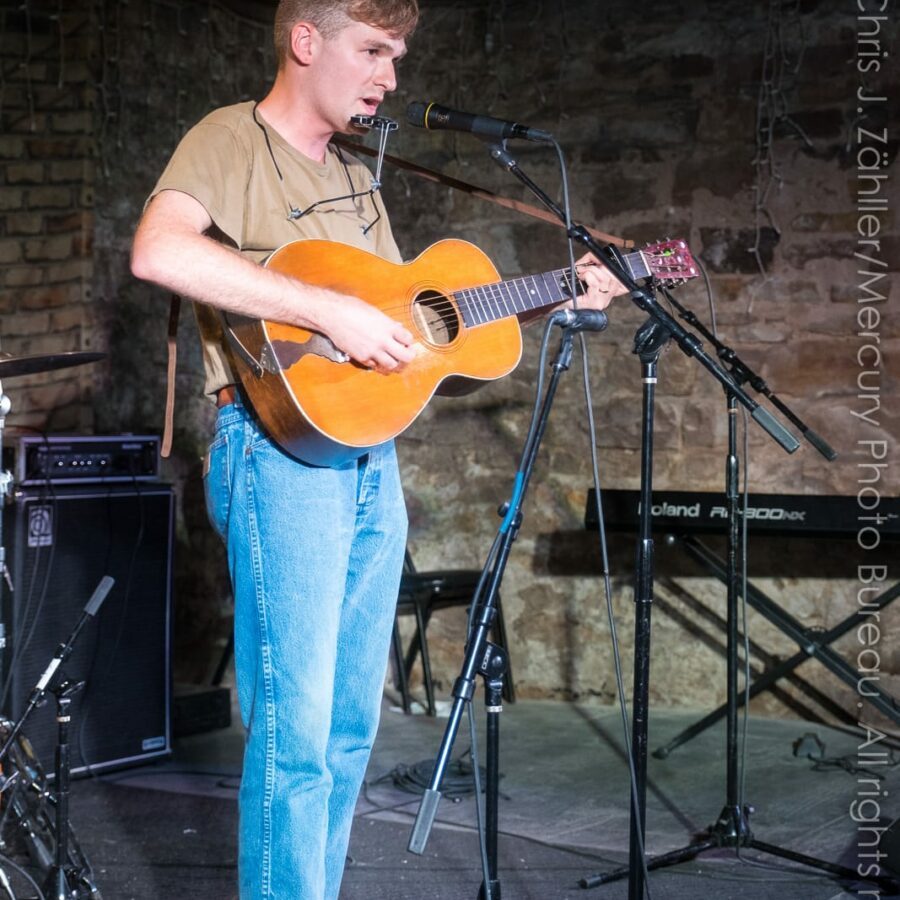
top-left (204, 430), bottom-right (231, 539)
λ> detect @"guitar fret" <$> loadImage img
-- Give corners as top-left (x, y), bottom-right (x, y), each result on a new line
top-left (485, 285), bottom-right (499, 320)
top-left (479, 284), bottom-right (495, 323)
top-left (536, 274), bottom-right (547, 307)
top-left (536, 275), bottom-right (548, 308)
top-left (463, 287), bottom-right (474, 325)
top-left (457, 288), bottom-right (469, 326)
top-left (469, 288), bottom-right (487, 325)
top-left (540, 271), bottom-right (557, 307)
top-left (487, 284), bottom-right (501, 321)
top-left (513, 278), bottom-right (528, 312)
top-left (495, 282), bottom-right (509, 319)
top-left (549, 269), bottom-right (561, 303)
top-left (460, 288), bottom-right (480, 327)
top-left (559, 268), bottom-right (577, 302)
top-left (528, 275), bottom-right (541, 309)
top-left (489, 282), bottom-right (502, 319)
top-left (480, 286), bottom-right (493, 323)
top-left (507, 278), bottom-right (519, 312)
top-left (483, 283), bottom-right (497, 321)
top-left (631, 251), bottom-right (649, 280)
top-left (525, 275), bottom-right (538, 309)
top-left (493, 282), bottom-right (507, 320)
top-left (498, 281), bottom-right (513, 319)
top-left (519, 277), bottom-right (532, 309)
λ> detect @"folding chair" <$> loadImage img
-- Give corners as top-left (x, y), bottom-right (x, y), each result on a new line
top-left (391, 550), bottom-right (515, 715)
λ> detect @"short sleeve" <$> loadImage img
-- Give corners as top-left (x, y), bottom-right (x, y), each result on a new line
top-left (148, 121), bottom-right (250, 248)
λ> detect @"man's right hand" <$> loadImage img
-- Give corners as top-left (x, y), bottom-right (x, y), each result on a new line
top-left (319, 293), bottom-right (415, 375)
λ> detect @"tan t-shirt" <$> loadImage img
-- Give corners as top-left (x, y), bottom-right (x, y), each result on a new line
top-left (149, 100), bottom-right (403, 398)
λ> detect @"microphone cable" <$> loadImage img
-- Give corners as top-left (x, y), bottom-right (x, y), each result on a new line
top-left (545, 134), bottom-right (653, 900)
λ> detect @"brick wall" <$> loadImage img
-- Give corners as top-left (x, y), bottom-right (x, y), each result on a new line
top-left (2, 0), bottom-right (897, 718)
top-left (0, 3), bottom-right (95, 432)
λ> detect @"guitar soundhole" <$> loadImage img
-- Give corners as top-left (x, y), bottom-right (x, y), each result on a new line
top-left (412, 291), bottom-right (460, 347)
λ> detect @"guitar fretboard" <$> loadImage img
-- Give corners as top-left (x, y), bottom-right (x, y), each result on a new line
top-left (455, 252), bottom-right (647, 328)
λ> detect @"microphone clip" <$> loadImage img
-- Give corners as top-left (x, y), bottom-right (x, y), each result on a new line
top-left (549, 308), bottom-right (609, 333)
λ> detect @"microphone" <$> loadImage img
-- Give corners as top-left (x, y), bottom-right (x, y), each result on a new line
top-left (406, 101), bottom-right (552, 143)
top-left (550, 308), bottom-right (609, 332)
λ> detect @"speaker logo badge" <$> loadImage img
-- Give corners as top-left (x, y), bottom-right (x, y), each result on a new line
top-left (27, 506), bottom-right (53, 548)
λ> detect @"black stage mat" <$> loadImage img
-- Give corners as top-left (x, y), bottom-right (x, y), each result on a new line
top-left (68, 780), bottom-right (237, 900)
top-left (25, 779), bottom-right (886, 900)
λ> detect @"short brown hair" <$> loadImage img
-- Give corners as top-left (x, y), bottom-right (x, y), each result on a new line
top-left (274, 0), bottom-right (419, 65)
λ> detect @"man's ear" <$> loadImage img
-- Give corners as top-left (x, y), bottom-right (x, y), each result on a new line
top-left (289, 22), bottom-right (318, 65)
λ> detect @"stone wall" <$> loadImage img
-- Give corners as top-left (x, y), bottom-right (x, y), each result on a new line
top-left (1, 0), bottom-right (896, 725)
top-left (87, 1), bottom-right (276, 680)
top-left (0, 3), bottom-right (95, 431)
top-left (378, 0), bottom-right (899, 724)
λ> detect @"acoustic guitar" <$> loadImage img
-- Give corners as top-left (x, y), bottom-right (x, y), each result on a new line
top-left (223, 238), bottom-right (697, 466)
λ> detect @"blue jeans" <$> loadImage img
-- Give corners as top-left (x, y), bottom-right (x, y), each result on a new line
top-left (204, 398), bottom-right (407, 899)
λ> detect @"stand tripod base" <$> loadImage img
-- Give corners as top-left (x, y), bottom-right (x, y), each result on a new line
top-left (580, 804), bottom-right (900, 893)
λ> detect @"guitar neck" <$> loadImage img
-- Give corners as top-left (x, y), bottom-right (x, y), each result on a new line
top-left (456, 250), bottom-right (647, 327)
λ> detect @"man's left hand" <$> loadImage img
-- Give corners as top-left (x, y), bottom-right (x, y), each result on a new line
top-left (574, 251), bottom-right (630, 311)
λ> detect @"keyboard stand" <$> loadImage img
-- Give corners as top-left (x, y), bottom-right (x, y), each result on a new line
top-left (653, 535), bottom-right (900, 759)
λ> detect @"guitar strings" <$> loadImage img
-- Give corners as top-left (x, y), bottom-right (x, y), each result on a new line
top-left (351, 267), bottom-right (584, 327)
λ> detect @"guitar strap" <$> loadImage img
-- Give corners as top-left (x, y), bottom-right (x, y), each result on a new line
top-left (333, 137), bottom-right (633, 249)
top-left (160, 145), bottom-right (631, 457)
top-left (162, 292), bottom-right (181, 458)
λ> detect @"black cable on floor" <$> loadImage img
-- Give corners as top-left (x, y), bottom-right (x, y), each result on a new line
top-left (371, 756), bottom-right (493, 802)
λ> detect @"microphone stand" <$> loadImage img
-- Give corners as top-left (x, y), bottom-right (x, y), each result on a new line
top-left (583, 364), bottom-right (898, 896)
top-left (407, 310), bottom-right (610, 900)
top-left (650, 288), bottom-right (848, 759)
top-left (0, 577), bottom-right (113, 761)
top-left (0, 577), bottom-right (112, 900)
top-left (489, 139), bottom-right (808, 899)
top-left (47, 678), bottom-right (85, 900)
top-left (486, 142), bottom-right (801, 451)
top-left (605, 290), bottom-right (900, 894)
top-left (661, 289), bottom-right (838, 462)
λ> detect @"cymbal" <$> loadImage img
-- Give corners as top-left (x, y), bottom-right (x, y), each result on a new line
top-left (0, 351), bottom-right (106, 379)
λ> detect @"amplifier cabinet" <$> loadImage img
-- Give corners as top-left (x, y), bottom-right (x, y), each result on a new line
top-left (1, 484), bottom-right (173, 774)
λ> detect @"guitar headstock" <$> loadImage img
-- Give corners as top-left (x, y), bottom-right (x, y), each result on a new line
top-left (640, 239), bottom-right (698, 284)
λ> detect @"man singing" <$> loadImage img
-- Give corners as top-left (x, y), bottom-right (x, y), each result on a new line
top-left (131, 1), bottom-right (624, 895)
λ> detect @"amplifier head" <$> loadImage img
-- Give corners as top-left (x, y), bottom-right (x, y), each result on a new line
top-left (4, 434), bottom-right (160, 486)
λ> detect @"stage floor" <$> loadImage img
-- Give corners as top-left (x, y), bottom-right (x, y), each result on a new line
top-left (28, 698), bottom-right (900, 899)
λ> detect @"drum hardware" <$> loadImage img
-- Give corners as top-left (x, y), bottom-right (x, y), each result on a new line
top-left (0, 350), bottom-right (107, 898)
